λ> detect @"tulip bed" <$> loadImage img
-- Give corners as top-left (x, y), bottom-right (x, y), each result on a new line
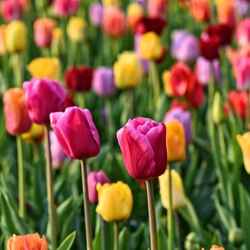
top-left (0, 0), bottom-right (250, 250)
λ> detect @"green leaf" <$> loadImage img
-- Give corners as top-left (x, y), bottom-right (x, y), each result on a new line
top-left (57, 231), bottom-right (76, 250)
top-left (119, 227), bottom-right (129, 250)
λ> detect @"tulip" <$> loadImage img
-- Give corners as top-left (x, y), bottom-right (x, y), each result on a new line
top-left (159, 169), bottom-right (186, 210)
top-left (210, 245), bottom-right (225, 250)
top-left (87, 171), bottom-right (110, 203)
top-left (27, 57), bottom-right (60, 80)
top-left (50, 107), bottom-right (100, 159)
top-left (67, 16), bottom-right (86, 42)
top-left (102, 0), bottom-right (120, 6)
top-left (102, 6), bottom-right (126, 38)
top-left (113, 51), bottom-right (143, 89)
top-left (53, 0), bottom-right (80, 17)
top-left (96, 181), bottom-right (133, 222)
top-left (50, 131), bottom-right (66, 168)
top-left (189, 0), bottom-right (210, 22)
top-left (1, 0), bottom-right (28, 21)
top-left (89, 3), bottom-right (103, 26)
top-left (164, 107), bottom-right (192, 144)
top-left (117, 117), bottom-right (167, 180)
top-left (65, 66), bottom-right (94, 92)
top-left (147, 0), bottom-right (167, 18)
top-left (127, 2), bottom-right (144, 30)
top-left (237, 132), bottom-right (250, 174)
top-left (165, 120), bottom-right (186, 162)
top-left (215, 0), bottom-right (236, 26)
top-left (5, 20), bottom-right (27, 53)
top-left (24, 78), bottom-right (66, 124)
top-left (21, 123), bottom-right (45, 144)
top-left (92, 67), bottom-right (116, 97)
top-left (212, 92), bottom-right (224, 124)
top-left (237, 18), bottom-right (250, 48)
top-left (0, 25), bottom-right (6, 55)
top-left (3, 88), bottom-right (31, 135)
top-left (139, 32), bottom-right (164, 61)
top-left (7, 234), bottom-right (48, 250)
top-left (171, 30), bottom-right (200, 62)
top-left (34, 18), bottom-right (56, 48)
top-left (186, 78), bottom-right (205, 108)
top-left (236, 0), bottom-right (250, 17)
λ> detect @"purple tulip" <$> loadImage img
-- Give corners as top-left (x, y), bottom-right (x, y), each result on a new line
top-left (50, 131), bottom-right (66, 168)
top-left (92, 67), bottom-right (116, 97)
top-left (236, 0), bottom-right (250, 17)
top-left (23, 79), bottom-right (66, 124)
top-left (171, 30), bottom-right (200, 62)
top-left (164, 107), bottom-right (192, 144)
top-left (50, 107), bottom-right (100, 159)
top-left (195, 57), bottom-right (221, 85)
top-left (89, 3), bottom-right (103, 26)
top-left (117, 117), bottom-right (167, 180)
top-left (87, 171), bottom-right (110, 203)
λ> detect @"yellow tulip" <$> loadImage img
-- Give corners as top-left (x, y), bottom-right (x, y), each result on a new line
top-left (237, 132), bottom-right (250, 174)
top-left (96, 181), bottom-right (133, 222)
top-left (5, 21), bottom-right (27, 53)
top-left (162, 70), bottom-right (173, 96)
top-left (102, 0), bottom-right (120, 6)
top-left (127, 3), bottom-right (144, 28)
top-left (212, 92), bottom-right (223, 124)
top-left (139, 32), bottom-right (163, 61)
top-left (21, 124), bottom-right (45, 144)
top-left (166, 120), bottom-right (186, 162)
top-left (113, 51), bottom-right (143, 89)
top-left (27, 57), bottom-right (60, 80)
top-left (159, 169), bottom-right (186, 210)
top-left (67, 17), bottom-right (86, 42)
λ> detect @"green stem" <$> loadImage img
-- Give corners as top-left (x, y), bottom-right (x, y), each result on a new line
top-left (106, 98), bottom-right (114, 146)
top-left (167, 166), bottom-right (174, 250)
top-left (80, 159), bottom-right (93, 250)
top-left (13, 54), bottom-right (22, 87)
top-left (113, 221), bottom-right (119, 250)
top-left (145, 180), bottom-right (158, 250)
top-left (44, 126), bottom-right (57, 250)
top-left (17, 136), bottom-right (25, 218)
top-left (100, 216), bottom-right (108, 250)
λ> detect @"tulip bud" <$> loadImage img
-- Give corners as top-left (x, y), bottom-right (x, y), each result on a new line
top-left (7, 234), bottom-right (48, 250)
top-left (67, 17), bottom-right (86, 42)
top-left (159, 169), bottom-right (186, 210)
top-left (212, 92), bottom-right (224, 124)
top-left (21, 123), bottom-right (45, 144)
top-left (3, 88), bottom-right (31, 135)
top-left (87, 171), bottom-right (110, 203)
top-left (189, 0), bottom-right (210, 22)
top-left (117, 117), bottom-right (167, 180)
top-left (50, 107), bottom-right (100, 159)
top-left (237, 132), bottom-right (250, 174)
top-left (89, 3), bottom-right (103, 26)
top-left (24, 78), bottom-right (66, 124)
top-left (5, 20), bottom-right (27, 53)
top-left (53, 0), bottom-right (80, 17)
top-left (27, 57), bottom-right (60, 80)
top-left (114, 51), bottom-right (143, 89)
top-left (96, 181), bottom-right (133, 222)
top-left (165, 120), bottom-right (186, 162)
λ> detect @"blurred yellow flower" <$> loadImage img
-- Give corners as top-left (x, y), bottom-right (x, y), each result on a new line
top-left (27, 57), bottom-right (60, 80)
top-left (21, 124), bottom-right (44, 144)
top-left (215, 0), bottom-right (235, 25)
top-left (165, 120), bottom-right (186, 162)
top-left (5, 21), bottom-right (27, 53)
top-left (127, 3), bottom-right (144, 28)
top-left (237, 132), bottom-right (250, 174)
top-left (162, 70), bottom-right (173, 96)
top-left (139, 32), bottom-right (163, 61)
top-left (103, 0), bottom-right (120, 6)
top-left (159, 169), bottom-right (186, 210)
top-left (212, 92), bottom-right (223, 124)
top-left (114, 51), bottom-right (143, 89)
top-left (67, 17), bottom-right (86, 42)
top-left (0, 25), bottom-right (6, 55)
top-left (96, 181), bottom-right (133, 222)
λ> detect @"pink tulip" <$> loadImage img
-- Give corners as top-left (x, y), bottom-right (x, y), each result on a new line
top-left (117, 117), bottom-right (167, 180)
top-left (147, 0), bottom-right (167, 18)
top-left (87, 171), bottom-right (110, 203)
top-left (50, 107), bottom-right (100, 159)
top-left (237, 18), bottom-right (250, 48)
top-left (53, 0), bottom-right (79, 17)
top-left (1, 0), bottom-right (27, 21)
top-left (23, 79), bottom-right (66, 124)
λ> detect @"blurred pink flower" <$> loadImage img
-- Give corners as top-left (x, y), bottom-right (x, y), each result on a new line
top-left (147, 0), bottom-right (167, 18)
top-left (237, 18), bottom-right (250, 48)
top-left (1, 0), bottom-right (28, 21)
top-left (53, 0), bottom-right (79, 17)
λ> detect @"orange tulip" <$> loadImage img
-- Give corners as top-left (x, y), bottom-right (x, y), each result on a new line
top-left (215, 0), bottom-right (236, 26)
top-left (7, 234), bottom-right (48, 250)
top-left (3, 88), bottom-right (31, 136)
top-left (189, 0), bottom-right (210, 22)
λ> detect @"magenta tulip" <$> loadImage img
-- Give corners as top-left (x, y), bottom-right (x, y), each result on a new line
top-left (23, 79), bottom-right (66, 124)
top-left (87, 171), bottom-right (110, 203)
top-left (50, 107), bottom-right (100, 159)
top-left (117, 117), bottom-right (167, 180)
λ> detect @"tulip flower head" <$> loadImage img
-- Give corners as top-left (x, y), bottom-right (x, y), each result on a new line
top-left (215, 0), bottom-right (236, 26)
top-left (165, 120), bottom-right (186, 162)
top-left (159, 169), bottom-right (186, 210)
top-left (67, 16), bottom-right (86, 42)
top-left (21, 123), bottom-right (45, 144)
top-left (102, 0), bottom-right (120, 6)
top-left (189, 0), bottom-right (210, 22)
top-left (50, 107), bottom-right (100, 159)
top-left (237, 132), bottom-right (250, 174)
top-left (147, 0), bottom-right (167, 18)
top-left (24, 78), bottom-right (66, 124)
top-left (96, 181), bottom-right (133, 222)
top-left (117, 117), bottom-right (167, 180)
top-left (3, 88), bottom-right (31, 135)
top-left (1, 0), bottom-right (28, 21)
top-left (127, 2), bottom-right (144, 30)
top-left (89, 3), bottom-right (103, 26)
top-left (7, 233), bottom-right (48, 250)
top-left (53, 0), bottom-right (80, 17)
top-left (87, 171), bottom-right (110, 203)
top-left (237, 18), bottom-right (250, 48)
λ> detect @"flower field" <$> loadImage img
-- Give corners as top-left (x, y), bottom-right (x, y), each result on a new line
top-left (0, 0), bottom-right (250, 250)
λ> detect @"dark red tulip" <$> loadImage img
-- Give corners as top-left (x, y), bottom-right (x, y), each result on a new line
top-left (186, 78), bottom-right (205, 108)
